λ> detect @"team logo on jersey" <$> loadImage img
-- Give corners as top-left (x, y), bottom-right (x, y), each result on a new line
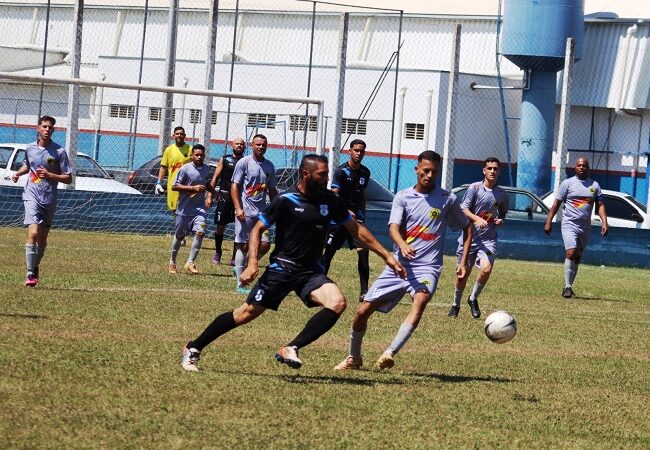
top-left (246, 183), bottom-right (267, 198)
top-left (320, 204), bottom-right (329, 216)
top-left (359, 177), bottom-right (366, 185)
top-left (570, 198), bottom-right (592, 209)
top-left (429, 208), bottom-right (441, 220)
top-left (589, 187), bottom-right (596, 193)
top-left (46, 156), bottom-right (54, 166)
top-left (405, 225), bottom-right (437, 244)
top-left (420, 279), bottom-right (431, 287)
top-left (477, 210), bottom-right (495, 223)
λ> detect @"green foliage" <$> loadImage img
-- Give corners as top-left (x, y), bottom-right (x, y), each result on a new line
top-left (0, 227), bottom-right (648, 448)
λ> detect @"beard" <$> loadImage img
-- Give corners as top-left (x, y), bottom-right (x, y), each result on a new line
top-left (306, 176), bottom-right (327, 194)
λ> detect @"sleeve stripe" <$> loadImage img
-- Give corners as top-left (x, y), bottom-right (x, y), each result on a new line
top-left (259, 214), bottom-right (272, 228)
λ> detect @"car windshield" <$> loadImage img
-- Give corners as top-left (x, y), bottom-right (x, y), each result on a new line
top-left (0, 146), bottom-right (13, 166)
top-left (77, 155), bottom-right (110, 178)
top-left (625, 195), bottom-right (647, 214)
top-left (366, 179), bottom-right (394, 202)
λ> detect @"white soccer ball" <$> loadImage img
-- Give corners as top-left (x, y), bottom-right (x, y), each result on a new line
top-left (484, 311), bottom-right (517, 344)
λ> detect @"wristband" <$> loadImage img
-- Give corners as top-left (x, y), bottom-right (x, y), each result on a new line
top-left (157, 178), bottom-right (163, 184)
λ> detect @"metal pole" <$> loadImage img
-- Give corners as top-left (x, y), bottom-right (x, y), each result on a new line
top-left (553, 37), bottom-right (575, 193)
top-left (329, 12), bottom-right (349, 187)
top-left (316, 102), bottom-right (324, 156)
top-left (158, 0), bottom-right (179, 156)
top-left (392, 87), bottom-right (406, 192)
top-left (129, 0), bottom-right (149, 170)
top-left (387, 11), bottom-right (403, 192)
top-left (202, 0), bottom-right (220, 158)
top-left (441, 24), bottom-right (461, 191)
top-left (423, 89), bottom-right (433, 151)
top-left (303, 1), bottom-right (317, 151)
top-left (224, 0), bottom-right (239, 147)
top-left (37, 0), bottom-right (52, 119)
top-left (65, 0), bottom-right (83, 190)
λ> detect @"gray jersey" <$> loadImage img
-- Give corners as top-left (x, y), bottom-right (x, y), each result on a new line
top-left (174, 162), bottom-right (210, 217)
top-left (460, 181), bottom-right (509, 241)
top-left (557, 176), bottom-right (602, 228)
top-left (231, 155), bottom-right (276, 216)
top-left (22, 141), bottom-right (71, 206)
top-left (389, 186), bottom-right (468, 271)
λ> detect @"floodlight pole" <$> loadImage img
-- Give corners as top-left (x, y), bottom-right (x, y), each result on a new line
top-left (202, 0), bottom-right (220, 159)
top-left (441, 24), bottom-right (461, 191)
top-left (158, 0), bottom-right (179, 156)
top-left (553, 38), bottom-right (575, 193)
top-left (329, 12), bottom-right (349, 187)
top-left (65, 0), bottom-right (83, 190)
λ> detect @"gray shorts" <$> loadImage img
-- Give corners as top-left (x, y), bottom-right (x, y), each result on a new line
top-left (457, 239), bottom-right (497, 268)
top-left (364, 265), bottom-right (439, 313)
top-left (174, 214), bottom-right (206, 238)
top-left (561, 222), bottom-right (590, 252)
top-left (23, 200), bottom-right (55, 227)
top-left (235, 214), bottom-right (271, 244)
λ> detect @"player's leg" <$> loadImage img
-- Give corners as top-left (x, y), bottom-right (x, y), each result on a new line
top-left (467, 247), bottom-right (495, 319)
top-left (24, 223), bottom-right (40, 286)
top-left (23, 202), bottom-right (51, 286)
top-left (213, 223), bottom-right (226, 264)
top-left (212, 200), bottom-right (231, 265)
top-left (449, 247), bottom-right (476, 317)
top-left (233, 217), bottom-right (252, 293)
top-left (357, 248), bottom-right (370, 301)
top-left (184, 216), bottom-right (206, 274)
top-left (561, 225), bottom-right (584, 298)
top-left (169, 216), bottom-right (186, 274)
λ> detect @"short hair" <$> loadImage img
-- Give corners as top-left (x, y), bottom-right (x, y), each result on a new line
top-left (349, 139), bottom-right (366, 149)
top-left (192, 144), bottom-right (205, 153)
top-left (484, 157), bottom-right (500, 166)
top-left (173, 126), bottom-right (185, 134)
top-left (299, 153), bottom-right (328, 174)
top-left (418, 150), bottom-right (441, 163)
top-left (251, 134), bottom-right (267, 142)
top-left (38, 115), bottom-right (56, 126)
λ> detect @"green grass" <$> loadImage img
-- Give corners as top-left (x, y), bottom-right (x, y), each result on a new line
top-left (0, 226), bottom-right (648, 449)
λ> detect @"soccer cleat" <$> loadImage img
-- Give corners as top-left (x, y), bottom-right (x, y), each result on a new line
top-left (25, 273), bottom-right (38, 287)
top-left (562, 287), bottom-right (575, 298)
top-left (168, 263), bottom-right (177, 274)
top-left (235, 286), bottom-right (251, 295)
top-left (447, 305), bottom-right (460, 318)
top-left (212, 253), bottom-right (222, 265)
top-left (181, 346), bottom-right (201, 372)
top-left (375, 352), bottom-right (395, 370)
top-left (467, 297), bottom-right (481, 319)
top-left (334, 355), bottom-right (363, 371)
top-left (275, 346), bottom-right (302, 369)
top-left (184, 262), bottom-right (199, 274)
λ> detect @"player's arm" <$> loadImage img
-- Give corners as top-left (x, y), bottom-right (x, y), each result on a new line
top-left (231, 182), bottom-right (245, 220)
top-left (456, 223), bottom-right (473, 279)
top-left (268, 185), bottom-right (278, 201)
top-left (240, 219), bottom-right (267, 284)
top-left (209, 158), bottom-right (224, 190)
top-left (544, 199), bottom-right (562, 235)
top-left (36, 168), bottom-right (72, 184)
top-left (389, 222), bottom-right (415, 260)
top-left (11, 162), bottom-right (29, 182)
top-left (155, 163), bottom-right (168, 195)
top-left (596, 199), bottom-right (608, 236)
top-left (345, 219), bottom-right (405, 278)
top-left (462, 208), bottom-right (488, 228)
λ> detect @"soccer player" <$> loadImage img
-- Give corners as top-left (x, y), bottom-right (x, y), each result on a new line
top-left (230, 134), bottom-right (278, 294)
top-left (180, 154), bottom-right (405, 372)
top-left (334, 150), bottom-right (472, 371)
top-left (155, 126), bottom-right (192, 211)
top-left (321, 139), bottom-right (372, 301)
top-left (447, 157), bottom-right (509, 319)
top-left (168, 145), bottom-right (214, 274)
top-left (11, 115), bottom-right (72, 287)
top-left (544, 157), bottom-right (608, 298)
top-left (209, 137), bottom-right (246, 266)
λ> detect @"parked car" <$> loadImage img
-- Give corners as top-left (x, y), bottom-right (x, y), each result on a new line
top-left (274, 167), bottom-right (394, 211)
top-left (127, 156), bottom-right (217, 194)
top-left (541, 189), bottom-right (648, 229)
top-left (0, 143), bottom-right (141, 195)
top-left (452, 184), bottom-right (550, 222)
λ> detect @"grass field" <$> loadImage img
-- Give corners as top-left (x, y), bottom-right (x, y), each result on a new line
top-left (1, 226), bottom-right (648, 449)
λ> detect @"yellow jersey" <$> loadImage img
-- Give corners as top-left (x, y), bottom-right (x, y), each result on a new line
top-left (161, 143), bottom-right (192, 211)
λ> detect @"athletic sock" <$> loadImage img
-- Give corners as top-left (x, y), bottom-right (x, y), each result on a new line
top-left (349, 329), bottom-right (366, 360)
top-left (357, 250), bottom-right (370, 295)
top-left (470, 282), bottom-right (485, 300)
top-left (188, 311), bottom-right (237, 351)
top-left (287, 308), bottom-right (341, 349)
top-left (188, 234), bottom-right (203, 263)
top-left (214, 233), bottom-right (224, 255)
top-left (170, 236), bottom-right (183, 264)
top-left (25, 243), bottom-right (36, 274)
top-left (234, 248), bottom-right (247, 288)
top-left (453, 287), bottom-right (464, 307)
top-left (564, 259), bottom-right (577, 288)
top-left (386, 322), bottom-right (415, 356)
top-left (34, 244), bottom-right (46, 268)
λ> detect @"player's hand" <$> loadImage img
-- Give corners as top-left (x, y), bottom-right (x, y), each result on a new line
top-left (240, 265), bottom-right (259, 285)
top-left (601, 223), bottom-right (608, 237)
top-left (456, 262), bottom-right (467, 279)
top-left (235, 208), bottom-right (245, 221)
top-left (154, 183), bottom-right (165, 195)
top-left (398, 243), bottom-right (416, 259)
top-left (11, 173), bottom-right (19, 183)
top-left (474, 218), bottom-right (489, 228)
top-left (386, 255), bottom-right (406, 279)
top-left (494, 218), bottom-right (503, 226)
top-left (194, 184), bottom-right (206, 193)
top-left (544, 222), bottom-right (552, 235)
top-left (36, 167), bottom-right (50, 179)
top-left (205, 197), bottom-right (213, 209)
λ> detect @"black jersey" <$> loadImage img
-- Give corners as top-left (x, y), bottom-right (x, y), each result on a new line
top-left (330, 162), bottom-right (371, 217)
top-left (259, 188), bottom-right (351, 267)
top-left (217, 154), bottom-right (243, 201)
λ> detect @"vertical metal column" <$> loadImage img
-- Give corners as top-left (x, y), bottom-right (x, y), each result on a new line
top-left (223, 0), bottom-right (240, 146)
top-left (387, 10), bottom-right (403, 191)
top-left (553, 38), bottom-right (575, 193)
top-left (37, 0), bottom-right (52, 119)
top-left (303, 2), bottom-right (317, 151)
top-left (329, 12), bottom-right (349, 184)
top-left (158, 0), bottom-right (179, 156)
top-left (65, 0), bottom-right (83, 190)
top-left (441, 24), bottom-right (461, 191)
top-left (129, 0), bottom-right (149, 170)
top-left (201, 0), bottom-right (220, 158)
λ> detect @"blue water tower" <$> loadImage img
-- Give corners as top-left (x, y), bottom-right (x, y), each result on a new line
top-left (502, 0), bottom-right (584, 195)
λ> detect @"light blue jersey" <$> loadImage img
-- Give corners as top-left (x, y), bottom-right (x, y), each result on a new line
top-left (231, 155), bottom-right (276, 216)
top-left (557, 176), bottom-right (602, 229)
top-left (174, 162), bottom-right (210, 217)
top-left (22, 141), bottom-right (70, 206)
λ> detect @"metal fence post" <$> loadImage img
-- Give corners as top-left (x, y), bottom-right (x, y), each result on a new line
top-left (329, 12), bottom-right (349, 186)
top-left (441, 24), bottom-right (461, 191)
top-left (65, 0), bottom-right (83, 189)
top-left (553, 37), bottom-right (575, 193)
top-left (158, 0), bottom-right (179, 156)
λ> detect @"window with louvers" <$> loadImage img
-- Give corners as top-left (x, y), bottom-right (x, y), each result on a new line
top-left (247, 113), bottom-right (276, 129)
top-left (148, 108), bottom-right (176, 122)
top-left (109, 104), bottom-right (135, 119)
top-left (405, 123), bottom-right (425, 140)
top-left (342, 118), bottom-right (367, 135)
top-left (289, 115), bottom-right (317, 132)
top-left (190, 109), bottom-right (202, 124)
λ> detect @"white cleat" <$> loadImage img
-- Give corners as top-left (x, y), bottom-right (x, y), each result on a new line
top-left (181, 346), bottom-right (201, 372)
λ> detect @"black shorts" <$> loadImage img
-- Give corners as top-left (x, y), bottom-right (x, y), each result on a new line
top-left (214, 200), bottom-right (235, 225)
top-left (325, 223), bottom-right (362, 251)
top-left (246, 259), bottom-right (334, 311)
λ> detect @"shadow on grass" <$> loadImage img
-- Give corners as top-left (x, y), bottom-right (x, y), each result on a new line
top-left (409, 372), bottom-right (515, 384)
top-left (576, 295), bottom-right (625, 302)
top-left (0, 312), bottom-right (49, 320)
top-left (216, 369), bottom-right (404, 386)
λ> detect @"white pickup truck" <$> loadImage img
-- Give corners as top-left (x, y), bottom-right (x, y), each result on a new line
top-left (0, 143), bottom-right (141, 195)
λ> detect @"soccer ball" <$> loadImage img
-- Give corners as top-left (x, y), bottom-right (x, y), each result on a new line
top-left (484, 311), bottom-right (517, 344)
